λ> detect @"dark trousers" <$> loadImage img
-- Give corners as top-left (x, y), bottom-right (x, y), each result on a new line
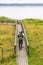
top-left (19, 40), bottom-right (23, 50)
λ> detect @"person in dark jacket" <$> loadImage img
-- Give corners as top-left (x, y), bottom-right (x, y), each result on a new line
top-left (18, 32), bottom-right (23, 50)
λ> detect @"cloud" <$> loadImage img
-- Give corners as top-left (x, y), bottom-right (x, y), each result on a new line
top-left (0, 0), bottom-right (43, 3)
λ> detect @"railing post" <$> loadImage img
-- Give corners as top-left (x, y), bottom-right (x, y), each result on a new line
top-left (2, 48), bottom-right (4, 62)
top-left (27, 46), bottom-right (29, 55)
top-left (0, 47), bottom-right (4, 63)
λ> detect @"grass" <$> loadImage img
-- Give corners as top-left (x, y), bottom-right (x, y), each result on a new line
top-left (23, 19), bottom-right (43, 65)
top-left (0, 24), bottom-right (17, 65)
top-left (0, 16), bottom-right (15, 23)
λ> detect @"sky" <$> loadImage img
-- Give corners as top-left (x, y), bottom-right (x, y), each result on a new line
top-left (0, 0), bottom-right (43, 20)
top-left (0, 6), bottom-right (43, 20)
top-left (0, 0), bottom-right (43, 3)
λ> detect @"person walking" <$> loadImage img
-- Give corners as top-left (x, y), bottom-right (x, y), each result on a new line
top-left (18, 32), bottom-right (23, 50)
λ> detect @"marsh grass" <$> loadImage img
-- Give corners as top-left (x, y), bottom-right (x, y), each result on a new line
top-left (23, 19), bottom-right (43, 65)
top-left (0, 24), bottom-right (17, 65)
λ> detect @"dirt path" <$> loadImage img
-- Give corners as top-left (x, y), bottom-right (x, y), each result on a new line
top-left (16, 23), bottom-right (28, 65)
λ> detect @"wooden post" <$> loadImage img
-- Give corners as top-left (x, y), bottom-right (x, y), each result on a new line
top-left (14, 46), bottom-right (16, 53)
top-left (2, 48), bottom-right (3, 60)
top-left (27, 46), bottom-right (29, 55)
top-left (0, 47), bottom-right (4, 63)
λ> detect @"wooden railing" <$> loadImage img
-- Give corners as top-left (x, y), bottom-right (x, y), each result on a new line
top-left (14, 21), bottom-right (17, 53)
top-left (0, 23), bottom-right (16, 25)
top-left (20, 22), bottom-right (29, 55)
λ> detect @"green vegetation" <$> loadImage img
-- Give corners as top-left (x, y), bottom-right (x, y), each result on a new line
top-left (0, 24), bottom-right (17, 65)
top-left (0, 16), bottom-right (15, 23)
top-left (23, 19), bottom-right (43, 65)
top-left (23, 19), bottom-right (43, 25)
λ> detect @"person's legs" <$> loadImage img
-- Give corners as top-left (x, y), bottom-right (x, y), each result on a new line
top-left (19, 41), bottom-right (22, 50)
top-left (19, 40), bottom-right (23, 50)
top-left (22, 40), bottom-right (23, 46)
top-left (20, 40), bottom-right (23, 49)
top-left (20, 42), bottom-right (22, 49)
top-left (19, 40), bottom-right (22, 50)
top-left (19, 40), bottom-right (20, 49)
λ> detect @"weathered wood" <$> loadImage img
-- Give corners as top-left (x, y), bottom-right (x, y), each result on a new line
top-left (0, 47), bottom-right (4, 63)
top-left (14, 22), bottom-right (17, 53)
top-left (21, 22), bottom-right (29, 55)
top-left (16, 23), bottom-right (28, 65)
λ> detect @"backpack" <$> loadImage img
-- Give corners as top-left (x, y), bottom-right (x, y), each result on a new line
top-left (18, 34), bottom-right (23, 40)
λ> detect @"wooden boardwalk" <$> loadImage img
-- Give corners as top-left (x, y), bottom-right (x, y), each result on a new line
top-left (16, 24), bottom-right (28, 65)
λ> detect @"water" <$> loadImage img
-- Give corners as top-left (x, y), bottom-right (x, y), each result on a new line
top-left (0, 6), bottom-right (43, 20)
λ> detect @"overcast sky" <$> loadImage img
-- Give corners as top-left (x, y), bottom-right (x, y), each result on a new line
top-left (0, 6), bottom-right (43, 20)
top-left (0, 0), bottom-right (43, 3)
top-left (0, 0), bottom-right (43, 20)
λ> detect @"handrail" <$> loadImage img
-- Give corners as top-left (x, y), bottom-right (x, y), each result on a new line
top-left (21, 22), bottom-right (29, 55)
top-left (0, 23), bottom-right (16, 25)
top-left (14, 21), bottom-right (17, 53)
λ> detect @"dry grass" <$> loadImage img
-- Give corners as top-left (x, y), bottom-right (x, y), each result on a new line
top-left (0, 24), bottom-right (17, 65)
